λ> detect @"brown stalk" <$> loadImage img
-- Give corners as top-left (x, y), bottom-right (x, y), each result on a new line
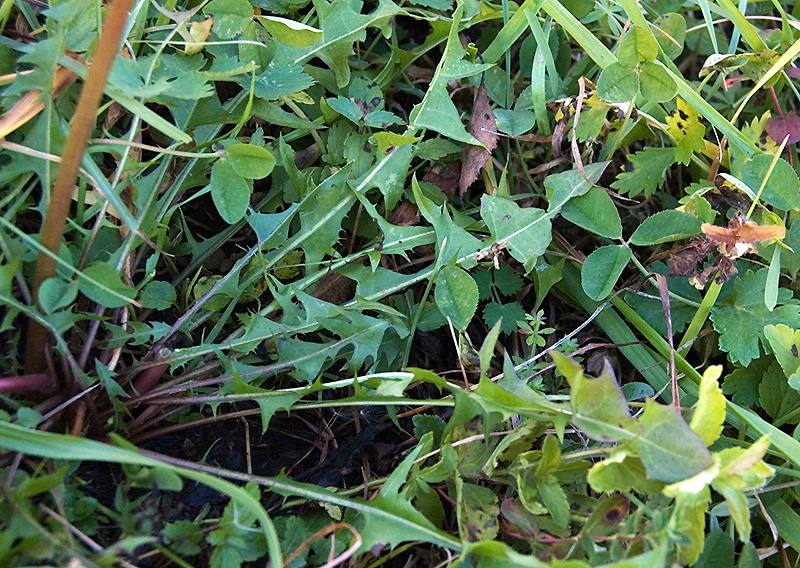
top-left (25, 0), bottom-right (135, 374)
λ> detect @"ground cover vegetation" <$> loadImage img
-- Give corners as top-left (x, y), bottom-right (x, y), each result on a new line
top-left (3, 0), bottom-right (800, 565)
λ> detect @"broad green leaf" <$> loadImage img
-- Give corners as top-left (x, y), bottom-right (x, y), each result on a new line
top-left (652, 13), bottom-right (686, 60)
top-left (759, 360), bottom-right (800, 420)
top-left (711, 270), bottom-right (800, 366)
top-left (38, 277), bottom-right (78, 313)
top-left (412, 178), bottom-right (482, 267)
top-left (637, 400), bottom-right (713, 482)
top-left (258, 16), bottom-right (322, 46)
top-left (552, 351), bottom-right (636, 442)
top-left (494, 109), bottom-right (536, 136)
top-left (611, 147), bottom-right (676, 197)
top-left (588, 448), bottom-right (664, 493)
top-left (79, 263), bottom-right (136, 308)
top-left (481, 195), bottom-right (551, 272)
top-left (435, 266), bottom-right (479, 330)
top-left (537, 479), bottom-right (570, 528)
top-left (689, 366), bottom-right (725, 445)
top-left (210, 160), bottom-right (252, 225)
top-left (296, 0), bottom-right (402, 88)
top-left (764, 324), bottom-right (800, 379)
top-left (247, 204), bottom-right (298, 249)
top-left (617, 25), bottom-right (658, 68)
top-left (326, 95), bottom-right (363, 123)
top-left (483, 302), bottom-right (527, 334)
top-left (581, 245), bottom-right (632, 301)
top-left (561, 186), bottom-right (622, 239)
top-left (638, 61), bottom-right (677, 103)
top-left (410, 3), bottom-right (492, 145)
top-left (224, 143), bottom-right (276, 179)
top-left (374, 131), bottom-right (421, 154)
top-left (740, 154), bottom-right (800, 211)
top-left (204, 0), bottom-right (252, 39)
top-left (249, 62), bottom-right (315, 100)
top-left (597, 63), bottom-right (638, 103)
top-left (546, 161), bottom-right (610, 211)
top-left (629, 210), bottom-right (702, 245)
top-left (138, 281), bottom-right (176, 310)
top-left (694, 530), bottom-right (734, 568)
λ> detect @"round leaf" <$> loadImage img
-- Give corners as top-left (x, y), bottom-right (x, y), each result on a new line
top-left (258, 16), bottom-right (322, 47)
top-left (617, 25), bottom-right (659, 68)
top-left (561, 186), bottom-right (622, 238)
top-left (740, 154), bottom-right (800, 211)
top-left (493, 109), bottom-right (536, 136)
top-left (597, 63), bottom-right (639, 103)
top-left (138, 281), bottom-right (177, 310)
top-left (653, 13), bottom-right (686, 60)
top-left (79, 263), bottom-right (136, 308)
top-left (210, 160), bottom-right (253, 224)
top-left (638, 61), bottom-right (677, 103)
top-left (581, 245), bottom-right (632, 300)
top-left (434, 266), bottom-right (479, 330)
top-left (38, 277), bottom-right (78, 313)
top-left (224, 143), bottom-right (276, 179)
top-left (630, 210), bottom-right (702, 245)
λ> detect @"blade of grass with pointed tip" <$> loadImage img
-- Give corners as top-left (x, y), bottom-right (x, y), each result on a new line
top-left (540, 0), bottom-right (616, 69)
top-left (483, 0), bottom-right (545, 64)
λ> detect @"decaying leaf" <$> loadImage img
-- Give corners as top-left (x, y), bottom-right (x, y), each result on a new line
top-left (460, 83), bottom-right (497, 196)
top-left (701, 213), bottom-right (785, 248)
top-left (0, 53), bottom-right (82, 139)
top-left (668, 213), bottom-right (784, 288)
top-left (423, 160), bottom-right (461, 200)
top-left (388, 200), bottom-right (420, 226)
top-left (667, 237), bottom-right (716, 278)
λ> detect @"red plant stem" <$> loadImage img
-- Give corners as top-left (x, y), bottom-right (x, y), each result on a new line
top-left (0, 374), bottom-right (56, 394)
top-left (25, 0), bottom-right (135, 374)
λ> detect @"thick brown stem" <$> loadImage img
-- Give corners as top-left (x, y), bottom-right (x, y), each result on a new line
top-left (25, 0), bottom-right (135, 374)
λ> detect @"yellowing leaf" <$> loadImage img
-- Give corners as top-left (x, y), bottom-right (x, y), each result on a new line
top-left (689, 365), bottom-right (725, 445)
top-left (665, 98), bottom-right (707, 165)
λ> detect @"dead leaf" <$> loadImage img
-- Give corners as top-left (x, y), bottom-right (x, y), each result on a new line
top-left (667, 237), bottom-right (715, 278)
top-left (0, 53), bottom-right (82, 139)
top-left (460, 83), bottom-right (497, 196)
top-left (312, 269), bottom-right (357, 305)
top-left (388, 200), bottom-right (420, 226)
top-left (423, 160), bottom-right (461, 200)
top-left (701, 213), bottom-right (785, 246)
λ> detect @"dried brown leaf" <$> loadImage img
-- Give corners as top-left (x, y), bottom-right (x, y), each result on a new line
top-left (388, 200), bottom-right (420, 226)
top-left (423, 160), bottom-right (461, 200)
top-left (460, 83), bottom-right (497, 196)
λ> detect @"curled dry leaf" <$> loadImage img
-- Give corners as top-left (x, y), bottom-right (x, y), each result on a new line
top-left (668, 213), bottom-right (785, 288)
top-left (460, 83), bottom-right (498, 196)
